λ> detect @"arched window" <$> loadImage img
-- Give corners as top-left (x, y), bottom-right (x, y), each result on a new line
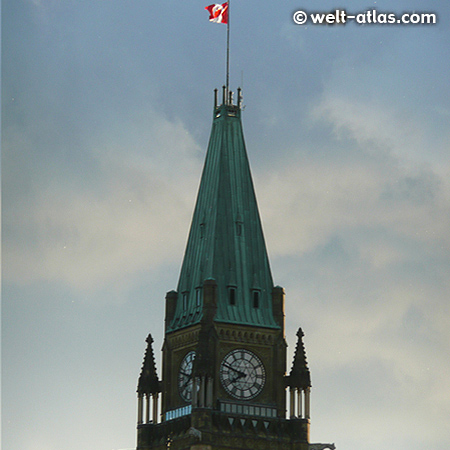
top-left (229, 287), bottom-right (236, 305)
top-left (195, 288), bottom-right (202, 307)
top-left (252, 290), bottom-right (260, 308)
top-left (182, 292), bottom-right (188, 310)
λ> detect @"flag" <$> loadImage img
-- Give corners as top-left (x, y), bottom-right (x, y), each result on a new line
top-left (205, 3), bottom-right (228, 24)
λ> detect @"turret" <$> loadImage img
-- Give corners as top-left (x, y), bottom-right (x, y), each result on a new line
top-left (137, 334), bottom-right (161, 425)
top-left (287, 328), bottom-right (312, 421)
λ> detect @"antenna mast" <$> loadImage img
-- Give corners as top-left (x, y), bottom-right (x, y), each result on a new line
top-left (226, 0), bottom-right (230, 102)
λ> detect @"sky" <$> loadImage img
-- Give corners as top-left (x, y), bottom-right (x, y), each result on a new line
top-left (2, 0), bottom-right (450, 450)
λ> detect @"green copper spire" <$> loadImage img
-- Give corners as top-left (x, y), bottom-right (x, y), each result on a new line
top-left (168, 89), bottom-right (277, 332)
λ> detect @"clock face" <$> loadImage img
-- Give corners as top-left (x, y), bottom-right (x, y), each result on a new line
top-left (220, 349), bottom-right (265, 400)
top-left (178, 351), bottom-right (196, 402)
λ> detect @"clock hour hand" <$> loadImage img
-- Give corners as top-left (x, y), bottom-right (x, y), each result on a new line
top-left (180, 376), bottom-right (193, 392)
top-left (223, 363), bottom-right (246, 378)
top-left (230, 371), bottom-right (246, 383)
top-left (179, 370), bottom-right (194, 393)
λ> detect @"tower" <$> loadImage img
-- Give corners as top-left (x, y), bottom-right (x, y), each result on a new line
top-left (136, 88), bottom-right (312, 450)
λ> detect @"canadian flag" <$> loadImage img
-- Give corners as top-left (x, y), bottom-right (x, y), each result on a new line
top-left (205, 3), bottom-right (228, 24)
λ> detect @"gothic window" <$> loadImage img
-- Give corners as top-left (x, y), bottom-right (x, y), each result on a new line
top-left (236, 222), bottom-right (242, 236)
top-left (253, 290), bottom-right (260, 308)
top-left (196, 288), bottom-right (202, 307)
top-left (236, 215), bottom-right (243, 236)
top-left (229, 287), bottom-right (236, 305)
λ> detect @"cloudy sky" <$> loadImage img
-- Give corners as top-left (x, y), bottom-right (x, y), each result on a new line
top-left (3, 0), bottom-right (450, 449)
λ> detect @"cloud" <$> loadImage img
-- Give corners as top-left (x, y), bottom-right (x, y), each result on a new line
top-left (3, 108), bottom-right (203, 291)
top-left (314, 94), bottom-right (420, 154)
top-left (253, 82), bottom-right (450, 449)
top-left (278, 230), bottom-right (450, 448)
top-left (257, 155), bottom-right (450, 262)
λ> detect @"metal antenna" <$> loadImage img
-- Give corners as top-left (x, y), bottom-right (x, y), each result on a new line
top-left (226, 0), bottom-right (230, 103)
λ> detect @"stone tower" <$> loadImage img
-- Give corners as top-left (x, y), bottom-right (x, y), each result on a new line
top-left (136, 88), bottom-right (312, 450)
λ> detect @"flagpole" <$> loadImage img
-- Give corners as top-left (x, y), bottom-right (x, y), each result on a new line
top-left (226, 0), bottom-right (230, 103)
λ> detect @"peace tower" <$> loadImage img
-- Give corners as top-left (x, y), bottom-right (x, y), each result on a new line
top-left (135, 88), bottom-right (319, 450)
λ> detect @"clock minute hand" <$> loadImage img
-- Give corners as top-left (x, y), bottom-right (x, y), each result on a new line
top-left (179, 370), bottom-right (192, 378)
top-left (223, 363), bottom-right (246, 378)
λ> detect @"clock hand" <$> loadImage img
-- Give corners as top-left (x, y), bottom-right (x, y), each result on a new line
top-left (179, 370), bottom-right (192, 378)
top-left (230, 371), bottom-right (247, 383)
top-left (180, 376), bottom-right (193, 391)
top-left (223, 363), bottom-right (246, 378)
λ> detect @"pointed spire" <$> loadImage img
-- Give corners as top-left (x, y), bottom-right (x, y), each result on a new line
top-left (168, 90), bottom-right (277, 332)
top-left (288, 328), bottom-right (311, 389)
top-left (137, 334), bottom-right (161, 395)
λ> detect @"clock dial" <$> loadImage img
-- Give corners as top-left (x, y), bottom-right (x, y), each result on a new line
top-left (178, 351), bottom-right (196, 402)
top-left (220, 349), bottom-right (265, 400)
